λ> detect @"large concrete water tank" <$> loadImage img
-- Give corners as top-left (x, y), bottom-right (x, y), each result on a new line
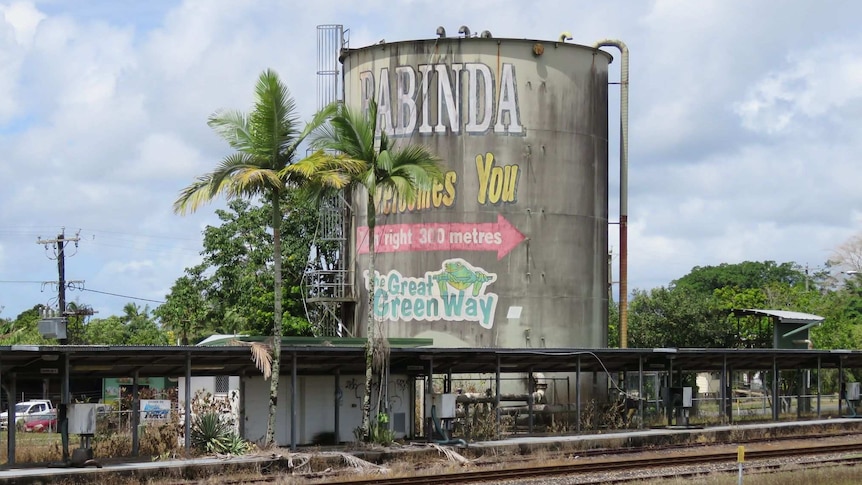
top-left (342, 36), bottom-right (610, 349)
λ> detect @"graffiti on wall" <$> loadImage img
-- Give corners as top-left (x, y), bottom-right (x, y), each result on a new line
top-left (364, 258), bottom-right (498, 329)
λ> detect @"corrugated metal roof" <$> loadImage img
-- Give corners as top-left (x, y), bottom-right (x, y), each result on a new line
top-left (1, 345), bottom-right (861, 379)
top-left (732, 309), bottom-right (824, 324)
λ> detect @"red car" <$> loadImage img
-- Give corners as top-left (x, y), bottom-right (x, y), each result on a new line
top-left (23, 416), bottom-right (57, 433)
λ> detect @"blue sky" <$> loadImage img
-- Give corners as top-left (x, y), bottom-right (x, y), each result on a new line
top-left (1, 0), bottom-right (861, 320)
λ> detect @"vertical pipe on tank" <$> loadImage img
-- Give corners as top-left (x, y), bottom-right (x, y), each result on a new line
top-left (593, 40), bottom-right (629, 347)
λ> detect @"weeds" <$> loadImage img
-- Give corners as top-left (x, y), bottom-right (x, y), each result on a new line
top-left (368, 412), bottom-right (395, 445)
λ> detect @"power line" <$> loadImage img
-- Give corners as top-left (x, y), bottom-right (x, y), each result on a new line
top-left (0, 281), bottom-right (166, 304)
top-left (81, 288), bottom-right (165, 304)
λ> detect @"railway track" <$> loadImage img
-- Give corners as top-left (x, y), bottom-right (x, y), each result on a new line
top-left (334, 442), bottom-right (862, 485)
top-left (191, 440), bottom-right (862, 485)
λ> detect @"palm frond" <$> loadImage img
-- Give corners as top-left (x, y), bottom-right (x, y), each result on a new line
top-left (386, 176), bottom-right (417, 204)
top-left (391, 145), bottom-right (445, 179)
top-left (174, 151), bottom-right (282, 214)
top-left (377, 149), bottom-right (393, 173)
top-left (249, 69), bottom-right (300, 165)
top-left (229, 169), bottom-right (280, 199)
top-left (316, 100), bottom-right (378, 162)
top-left (297, 101), bottom-right (339, 146)
top-left (207, 109), bottom-right (253, 152)
top-left (174, 173), bottom-right (218, 215)
top-left (230, 339), bottom-right (273, 380)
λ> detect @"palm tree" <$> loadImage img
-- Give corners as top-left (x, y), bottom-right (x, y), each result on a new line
top-left (287, 100), bottom-right (444, 441)
top-left (174, 69), bottom-right (332, 446)
top-left (121, 302), bottom-right (148, 323)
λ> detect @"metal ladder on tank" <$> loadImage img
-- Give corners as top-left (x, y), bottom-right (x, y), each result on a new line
top-left (301, 24), bottom-right (355, 337)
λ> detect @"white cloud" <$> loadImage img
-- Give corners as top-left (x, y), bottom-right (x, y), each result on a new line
top-left (2, 0), bottom-right (862, 319)
top-left (129, 132), bottom-right (203, 181)
top-left (2, 1), bottom-right (44, 44)
top-left (0, 1), bottom-right (44, 122)
top-left (735, 41), bottom-right (862, 135)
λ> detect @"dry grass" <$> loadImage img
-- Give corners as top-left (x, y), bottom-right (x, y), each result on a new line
top-left (0, 432), bottom-right (63, 463)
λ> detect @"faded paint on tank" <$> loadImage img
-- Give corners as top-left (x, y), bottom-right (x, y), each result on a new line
top-left (342, 37), bottom-right (610, 349)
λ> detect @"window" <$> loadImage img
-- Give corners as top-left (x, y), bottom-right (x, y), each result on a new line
top-left (215, 375), bottom-right (230, 394)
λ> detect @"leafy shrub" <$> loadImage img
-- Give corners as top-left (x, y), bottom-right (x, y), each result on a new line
top-left (369, 412), bottom-right (395, 445)
top-left (140, 413), bottom-right (181, 456)
top-left (222, 432), bottom-right (251, 455)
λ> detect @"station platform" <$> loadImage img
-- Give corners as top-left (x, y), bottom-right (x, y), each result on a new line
top-left (2, 418), bottom-right (862, 484)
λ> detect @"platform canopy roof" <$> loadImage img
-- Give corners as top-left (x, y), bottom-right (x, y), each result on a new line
top-left (732, 309), bottom-right (825, 325)
top-left (0, 344), bottom-right (860, 380)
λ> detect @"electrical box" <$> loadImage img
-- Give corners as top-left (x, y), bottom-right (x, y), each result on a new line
top-left (38, 318), bottom-right (67, 340)
top-left (845, 382), bottom-right (861, 401)
top-left (663, 387), bottom-right (694, 409)
top-left (425, 393), bottom-right (457, 419)
top-left (681, 387), bottom-right (693, 408)
top-left (68, 403), bottom-right (100, 435)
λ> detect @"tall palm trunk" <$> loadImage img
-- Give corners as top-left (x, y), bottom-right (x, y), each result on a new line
top-left (266, 190), bottom-right (283, 445)
top-left (362, 191), bottom-right (376, 440)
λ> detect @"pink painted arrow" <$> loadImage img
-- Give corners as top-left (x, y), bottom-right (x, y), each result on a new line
top-left (356, 214), bottom-right (526, 260)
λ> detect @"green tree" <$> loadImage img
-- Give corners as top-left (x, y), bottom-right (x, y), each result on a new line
top-left (64, 302), bottom-right (94, 345)
top-left (672, 261), bottom-right (806, 294)
top-left (121, 304), bottom-right (169, 345)
top-left (174, 69), bottom-right (330, 446)
top-left (0, 305), bottom-right (52, 345)
top-left (607, 296), bottom-right (619, 348)
top-left (156, 271), bottom-right (209, 345)
top-left (84, 316), bottom-right (129, 345)
top-left (628, 286), bottom-right (732, 348)
top-left (157, 195), bottom-right (328, 343)
top-left (291, 99), bottom-right (444, 441)
top-left (195, 197), bottom-right (319, 336)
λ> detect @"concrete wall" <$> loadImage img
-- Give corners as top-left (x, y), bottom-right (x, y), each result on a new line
top-left (241, 374), bottom-right (412, 446)
top-left (177, 376), bottom-right (240, 401)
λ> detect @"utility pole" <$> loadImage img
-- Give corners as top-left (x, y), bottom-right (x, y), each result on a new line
top-left (36, 228), bottom-right (82, 465)
top-left (37, 229), bottom-right (82, 323)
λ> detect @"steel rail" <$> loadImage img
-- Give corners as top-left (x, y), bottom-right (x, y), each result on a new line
top-left (334, 441), bottom-right (862, 485)
top-left (168, 440), bottom-right (862, 485)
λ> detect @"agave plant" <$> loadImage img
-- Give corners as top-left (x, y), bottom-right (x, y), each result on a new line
top-left (190, 412), bottom-right (232, 454)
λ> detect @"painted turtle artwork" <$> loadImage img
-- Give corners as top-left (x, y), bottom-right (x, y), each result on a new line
top-left (434, 260), bottom-right (495, 296)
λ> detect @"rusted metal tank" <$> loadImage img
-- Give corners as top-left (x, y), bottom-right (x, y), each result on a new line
top-left (342, 35), bottom-right (610, 350)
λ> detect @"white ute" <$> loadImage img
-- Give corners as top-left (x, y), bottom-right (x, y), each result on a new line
top-left (0, 400), bottom-right (55, 429)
